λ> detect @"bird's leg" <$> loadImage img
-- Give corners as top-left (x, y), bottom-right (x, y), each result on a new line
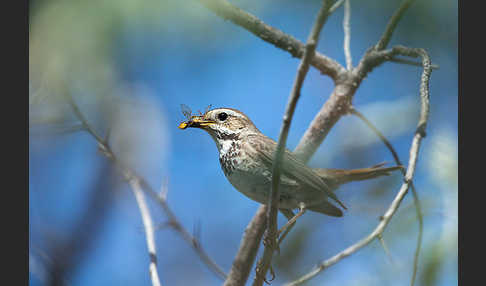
top-left (278, 209), bottom-right (296, 246)
top-left (278, 203), bottom-right (306, 236)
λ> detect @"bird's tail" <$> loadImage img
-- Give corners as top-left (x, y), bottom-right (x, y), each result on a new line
top-left (314, 162), bottom-right (403, 187)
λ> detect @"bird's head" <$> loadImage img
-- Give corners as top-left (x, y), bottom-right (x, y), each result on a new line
top-left (178, 107), bottom-right (260, 147)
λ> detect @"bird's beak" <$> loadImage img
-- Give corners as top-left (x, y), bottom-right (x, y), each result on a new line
top-left (178, 116), bottom-right (215, 129)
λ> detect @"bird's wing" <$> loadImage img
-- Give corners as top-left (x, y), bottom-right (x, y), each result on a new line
top-left (246, 134), bottom-right (346, 209)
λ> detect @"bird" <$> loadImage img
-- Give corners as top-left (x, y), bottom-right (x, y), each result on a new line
top-left (178, 107), bottom-right (401, 224)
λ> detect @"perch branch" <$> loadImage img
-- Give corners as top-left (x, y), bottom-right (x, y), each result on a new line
top-left (253, 1), bottom-right (333, 285)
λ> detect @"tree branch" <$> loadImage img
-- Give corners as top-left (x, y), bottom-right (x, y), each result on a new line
top-left (130, 179), bottom-right (162, 286)
top-left (329, 0), bottom-right (345, 14)
top-left (253, 1), bottom-right (333, 285)
top-left (343, 0), bottom-right (352, 70)
top-left (375, 0), bottom-right (417, 51)
top-left (286, 47), bottom-right (431, 286)
top-left (389, 57), bottom-right (439, 69)
top-left (198, 0), bottom-right (345, 80)
top-left (293, 81), bottom-right (356, 162)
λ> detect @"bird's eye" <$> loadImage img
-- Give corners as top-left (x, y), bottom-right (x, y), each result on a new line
top-left (218, 112), bottom-right (228, 121)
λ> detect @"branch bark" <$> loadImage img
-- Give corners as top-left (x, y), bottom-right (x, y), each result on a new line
top-left (130, 179), bottom-right (162, 286)
top-left (343, 0), bottom-right (352, 70)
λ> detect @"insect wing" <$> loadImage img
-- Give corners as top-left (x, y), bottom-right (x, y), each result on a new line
top-left (180, 104), bottom-right (193, 120)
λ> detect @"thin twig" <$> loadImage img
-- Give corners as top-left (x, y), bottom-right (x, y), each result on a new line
top-left (389, 57), bottom-right (439, 70)
top-left (253, 1), bottom-right (333, 285)
top-left (198, 0), bottom-right (345, 79)
top-left (343, 0), bottom-right (352, 70)
top-left (375, 0), bottom-right (416, 51)
top-left (350, 107), bottom-right (423, 286)
top-left (130, 179), bottom-right (162, 286)
top-left (65, 94), bottom-right (227, 281)
top-left (378, 234), bottom-right (395, 265)
top-left (329, 0), bottom-right (345, 14)
top-left (286, 47), bottom-right (431, 286)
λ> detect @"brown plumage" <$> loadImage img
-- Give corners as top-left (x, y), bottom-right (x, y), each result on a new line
top-left (179, 107), bottom-right (402, 218)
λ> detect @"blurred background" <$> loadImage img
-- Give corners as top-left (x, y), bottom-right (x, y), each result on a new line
top-left (29, 0), bottom-right (457, 285)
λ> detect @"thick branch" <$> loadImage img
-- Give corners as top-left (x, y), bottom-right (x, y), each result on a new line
top-left (286, 47), bottom-right (431, 286)
top-left (198, 0), bottom-right (344, 79)
top-left (253, 1), bottom-right (333, 285)
top-left (293, 81), bottom-right (356, 162)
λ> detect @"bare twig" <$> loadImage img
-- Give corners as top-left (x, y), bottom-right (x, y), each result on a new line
top-left (350, 107), bottom-right (423, 286)
top-left (329, 0), bottom-right (345, 14)
top-left (198, 0), bottom-right (345, 79)
top-left (286, 47), bottom-right (431, 286)
top-left (130, 179), bottom-right (162, 286)
top-left (65, 94), bottom-right (227, 281)
top-left (389, 57), bottom-right (439, 69)
top-left (159, 177), bottom-right (169, 202)
top-left (253, 1), bottom-right (333, 285)
top-left (343, 0), bottom-right (352, 70)
top-left (378, 234), bottom-right (395, 265)
top-left (375, 0), bottom-right (417, 51)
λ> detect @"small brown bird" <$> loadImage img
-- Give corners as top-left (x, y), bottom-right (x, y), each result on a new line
top-left (179, 107), bottom-right (401, 219)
